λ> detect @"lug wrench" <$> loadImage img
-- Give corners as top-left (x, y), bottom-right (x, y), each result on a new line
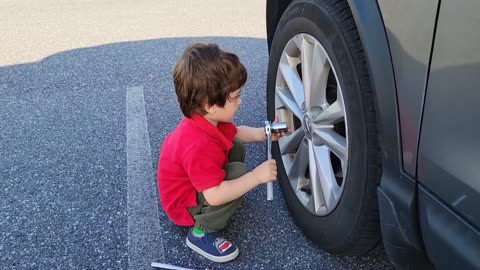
top-left (264, 121), bottom-right (288, 201)
top-left (151, 262), bottom-right (213, 270)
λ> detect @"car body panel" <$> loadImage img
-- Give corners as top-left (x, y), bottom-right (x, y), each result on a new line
top-left (417, 0), bottom-right (480, 228)
top-left (377, 0), bottom-right (439, 177)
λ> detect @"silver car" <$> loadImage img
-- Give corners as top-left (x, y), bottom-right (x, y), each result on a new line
top-left (266, 0), bottom-right (480, 269)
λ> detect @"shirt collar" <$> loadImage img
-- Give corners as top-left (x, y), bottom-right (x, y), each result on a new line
top-left (189, 114), bottom-right (236, 150)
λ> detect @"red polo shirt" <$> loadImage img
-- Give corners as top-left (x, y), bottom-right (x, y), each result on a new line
top-left (157, 114), bottom-right (237, 226)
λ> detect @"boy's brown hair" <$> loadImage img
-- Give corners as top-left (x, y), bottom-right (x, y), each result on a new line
top-left (173, 43), bottom-right (247, 118)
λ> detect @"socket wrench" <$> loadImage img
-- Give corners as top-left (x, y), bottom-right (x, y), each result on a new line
top-left (264, 121), bottom-right (288, 201)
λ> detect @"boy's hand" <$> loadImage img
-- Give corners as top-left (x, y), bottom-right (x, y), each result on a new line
top-left (271, 116), bottom-right (288, 142)
top-left (252, 159), bottom-right (277, 184)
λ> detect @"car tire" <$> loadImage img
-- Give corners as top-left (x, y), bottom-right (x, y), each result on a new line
top-left (267, 0), bottom-right (382, 255)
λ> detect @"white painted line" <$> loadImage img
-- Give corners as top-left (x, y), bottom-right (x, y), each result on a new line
top-left (126, 86), bottom-right (165, 269)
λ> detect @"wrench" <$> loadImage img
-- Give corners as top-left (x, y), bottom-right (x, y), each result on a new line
top-left (264, 121), bottom-right (288, 201)
top-left (151, 262), bottom-right (213, 270)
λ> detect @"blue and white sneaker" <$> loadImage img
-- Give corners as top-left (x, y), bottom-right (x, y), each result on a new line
top-left (186, 229), bottom-right (239, 263)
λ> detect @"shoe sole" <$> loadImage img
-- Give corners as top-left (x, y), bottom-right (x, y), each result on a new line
top-left (186, 237), bottom-right (239, 263)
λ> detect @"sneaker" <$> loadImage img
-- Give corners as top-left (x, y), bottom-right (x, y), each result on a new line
top-left (186, 229), bottom-right (239, 263)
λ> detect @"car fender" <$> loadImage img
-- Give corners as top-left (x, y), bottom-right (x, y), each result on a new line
top-left (347, 0), bottom-right (433, 268)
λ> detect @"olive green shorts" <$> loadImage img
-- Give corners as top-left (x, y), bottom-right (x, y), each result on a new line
top-left (188, 139), bottom-right (248, 232)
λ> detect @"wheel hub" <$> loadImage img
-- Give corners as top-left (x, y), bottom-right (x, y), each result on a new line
top-left (303, 114), bottom-right (313, 139)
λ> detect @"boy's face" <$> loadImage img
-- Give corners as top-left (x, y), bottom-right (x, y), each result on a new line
top-left (205, 88), bottom-right (242, 124)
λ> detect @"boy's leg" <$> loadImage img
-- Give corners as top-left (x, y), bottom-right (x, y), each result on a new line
top-left (228, 138), bottom-right (245, 163)
top-left (188, 161), bottom-right (248, 232)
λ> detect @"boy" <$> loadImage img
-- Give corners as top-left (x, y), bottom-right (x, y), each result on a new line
top-left (157, 43), bottom-right (284, 263)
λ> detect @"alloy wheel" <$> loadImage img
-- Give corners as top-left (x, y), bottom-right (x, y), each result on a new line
top-left (275, 33), bottom-right (349, 216)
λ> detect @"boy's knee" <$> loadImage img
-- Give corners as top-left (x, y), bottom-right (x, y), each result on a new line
top-left (229, 139), bottom-right (246, 163)
top-left (224, 162), bottom-right (249, 180)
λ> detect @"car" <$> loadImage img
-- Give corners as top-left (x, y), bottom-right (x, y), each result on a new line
top-left (265, 0), bottom-right (480, 269)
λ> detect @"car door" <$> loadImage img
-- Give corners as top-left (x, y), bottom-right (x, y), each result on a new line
top-left (417, 0), bottom-right (480, 269)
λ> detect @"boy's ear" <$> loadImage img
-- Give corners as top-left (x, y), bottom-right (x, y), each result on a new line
top-left (204, 103), bottom-right (216, 114)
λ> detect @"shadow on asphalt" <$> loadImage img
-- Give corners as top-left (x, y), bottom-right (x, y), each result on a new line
top-left (0, 37), bottom-right (393, 270)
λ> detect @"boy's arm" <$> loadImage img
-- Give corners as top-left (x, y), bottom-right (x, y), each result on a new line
top-left (235, 126), bottom-right (265, 143)
top-left (202, 159), bottom-right (277, 206)
top-left (235, 118), bottom-right (288, 143)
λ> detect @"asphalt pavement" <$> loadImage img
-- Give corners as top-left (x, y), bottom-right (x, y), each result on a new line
top-left (0, 1), bottom-right (394, 269)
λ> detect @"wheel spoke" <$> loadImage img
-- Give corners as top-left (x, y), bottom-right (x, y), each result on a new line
top-left (275, 87), bottom-right (303, 119)
top-left (313, 129), bottom-right (347, 163)
top-left (296, 35), bottom-right (314, 112)
top-left (308, 141), bottom-right (326, 213)
top-left (288, 139), bottom-right (309, 192)
top-left (279, 54), bottom-right (305, 111)
top-left (305, 195), bottom-right (316, 214)
top-left (313, 101), bottom-right (344, 124)
top-left (341, 160), bottom-right (347, 179)
top-left (308, 43), bottom-right (330, 110)
top-left (309, 142), bottom-right (340, 212)
top-left (292, 34), bottom-right (304, 50)
top-left (279, 128), bottom-right (304, 155)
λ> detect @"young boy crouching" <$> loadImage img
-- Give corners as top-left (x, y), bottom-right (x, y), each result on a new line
top-left (158, 43), bottom-right (284, 263)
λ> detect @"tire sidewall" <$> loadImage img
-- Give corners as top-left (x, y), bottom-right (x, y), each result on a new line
top-left (267, 0), bottom-right (371, 251)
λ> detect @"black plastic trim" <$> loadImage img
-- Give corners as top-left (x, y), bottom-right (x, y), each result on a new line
top-left (419, 185), bottom-right (480, 270)
top-left (378, 179), bottom-right (434, 269)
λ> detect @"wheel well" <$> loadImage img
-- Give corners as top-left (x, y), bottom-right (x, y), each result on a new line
top-left (266, 0), bottom-right (292, 51)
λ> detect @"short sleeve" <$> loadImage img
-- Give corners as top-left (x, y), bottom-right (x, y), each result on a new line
top-left (217, 122), bottom-right (238, 142)
top-left (182, 143), bottom-right (226, 192)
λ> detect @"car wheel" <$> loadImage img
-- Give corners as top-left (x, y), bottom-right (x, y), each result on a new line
top-left (267, 0), bottom-right (382, 255)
